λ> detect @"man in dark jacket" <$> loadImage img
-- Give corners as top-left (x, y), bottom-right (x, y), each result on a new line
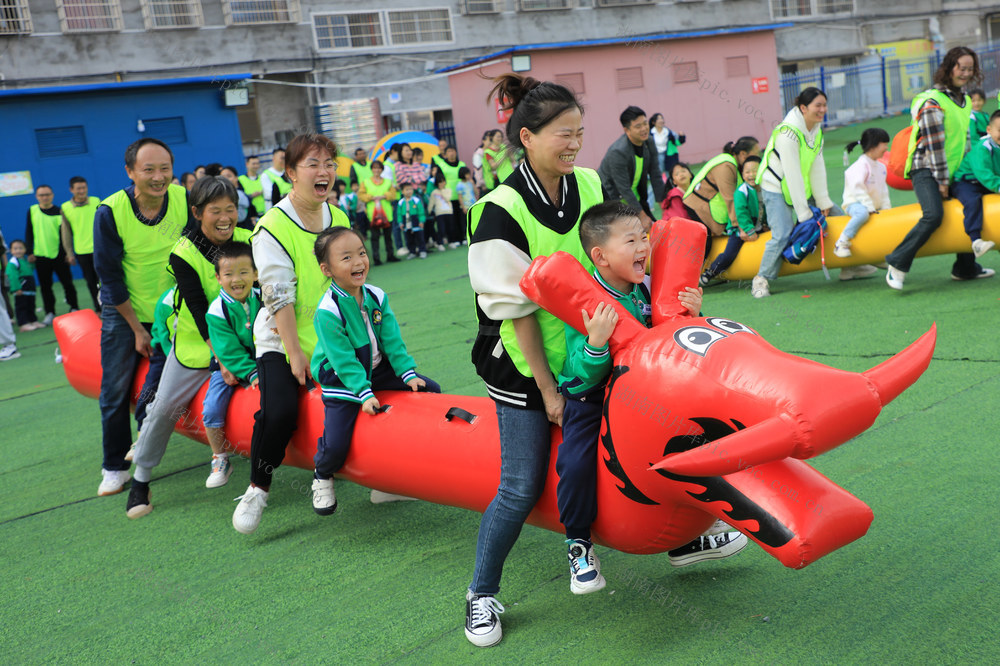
top-left (597, 105), bottom-right (665, 229)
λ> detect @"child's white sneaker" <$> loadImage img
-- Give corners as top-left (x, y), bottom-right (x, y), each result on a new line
top-left (98, 468), bottom-right (131, 496)
top-left (233, 485), bottom-right (268, 534)
top-left (834, 238), bottom-right (852, 258)
top-left (312, 478), bottom-right (338, 515)
top-left (206, 455), bottom-right (232, 488)
top-left (751, 275), bottom-right (770, 298)
top-left (566, 538), bottom-right (606, 595)
top-left (972, 238), bottom-right (995, 258)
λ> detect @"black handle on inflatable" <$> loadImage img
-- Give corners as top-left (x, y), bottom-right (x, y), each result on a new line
top-left (445, 407), bottom-right (477, 424)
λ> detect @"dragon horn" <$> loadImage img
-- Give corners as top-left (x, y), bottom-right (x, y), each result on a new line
top-left (862, 324), bottom-right (937, 407)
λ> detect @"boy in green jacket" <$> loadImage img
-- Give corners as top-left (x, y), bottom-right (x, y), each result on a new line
top-left (952, 110), bottom-right (1000, 259)
top-left (396, 183), bottom-right (428, 258)
top-left (700, 156), bottom-right (763, 285)
top-left (204, 242), bottom-right (261, 488)
top-left (309, 227), bottom-right (440, 515)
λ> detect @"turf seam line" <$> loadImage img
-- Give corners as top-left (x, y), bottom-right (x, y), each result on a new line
top-left (0, 463), bottom-right (206, 526)
top-left (787, 350), bottom-right (1000, 363)
top-left (0, 384), bottom-right (71, 403)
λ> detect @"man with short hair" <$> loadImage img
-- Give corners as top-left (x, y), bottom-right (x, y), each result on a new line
top-left (259, 147), bottom-right (291, 210)
top-left (26, 184), bottom-right (79, 323)
top-left (60, 176), bottom-right (102, 310)
top-left (597, 105), bottom-right (665, 229)
top-left (239, 155), bottom-right (265, 217)
top-left (93, 138), bottom-right (190, 497)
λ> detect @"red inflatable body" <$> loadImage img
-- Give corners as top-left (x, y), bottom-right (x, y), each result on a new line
top-left (879, 151), bottom-right (913, 191)
top-left (54, 218), bottom-right (935, 568)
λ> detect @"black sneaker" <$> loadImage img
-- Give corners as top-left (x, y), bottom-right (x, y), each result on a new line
top-left (951, 267), bottom-right (996, 281)
top-left (126, 481), bottom-right (152, 519)
top-left (668, 531), bottom-right (747, 567)
top-left (465, 590), bottom-right (504, 647)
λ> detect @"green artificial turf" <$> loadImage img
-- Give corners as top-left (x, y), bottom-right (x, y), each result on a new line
top-left (2, 117), bottom-right (998, 663)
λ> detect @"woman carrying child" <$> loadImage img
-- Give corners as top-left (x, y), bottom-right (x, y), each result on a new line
top-left (834, 129), bottom-right (891, 259)
top-left (309, 227), bottom-right (440, 515)
top-left (885, 46), bottom-right (993, 288)
top-left (126, 176), bottom-right (250, 519)
top-left (231, 134), bottom-right (351, 535)
top-left (700, 156), bottom-right (763, 285)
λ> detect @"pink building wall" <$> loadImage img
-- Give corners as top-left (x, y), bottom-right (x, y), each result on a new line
top-left (447, 31), bottom-right (785, 172)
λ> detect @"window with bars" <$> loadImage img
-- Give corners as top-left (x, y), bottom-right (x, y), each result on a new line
top-left (57, 0), bottom-right (123, 32)
top-left (0, 0), bottom-right (32, 35)
top-left (141, 0), bottom-right (203, 29)
top-left (726, 56), bottom-right (750, 78)
top-left (672, 61), bottom-right (699, 84)
top-left (463, 0), bottom-right (498, 13)
top-left (223, 0), bottom-right (299, 26)
top-left (595, 0), bottom-right (654, 6)
top-left (387, 9), bottom-right (452, 45)
top-left (770, 0), bottom-right (853, 18)
top-left (616, 67), bottom-right (643, 90)
top-left (555, 72), bottom-right (585, 94)
top-left (313, 8), bottom-right (454, 50)
top-left (518, 0), bottom-right (573, 11)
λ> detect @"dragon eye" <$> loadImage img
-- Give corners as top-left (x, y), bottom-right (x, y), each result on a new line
top-left (706, 318), bottom-right (757, 336)
top-left (673, 326), bottom-right (727, 356)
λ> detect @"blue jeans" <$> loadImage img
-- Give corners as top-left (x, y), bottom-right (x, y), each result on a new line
top-left (841, 202), bottom-right (870, 240)
top-left (202, 370), bottom-right (235, 429)
top-left (757, 190), bottom-right (796, 280)
top-left (392, 221), bottom-right (404, 252)
top-left (99, 306), bottom-right (147, 471)
top-left (469, 403), bottom-right (552, 596)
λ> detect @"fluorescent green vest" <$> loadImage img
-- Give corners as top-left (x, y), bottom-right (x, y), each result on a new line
top-left (684, 153), bottom-right (739, 227)
top-left (434, 157), bottom-right (466, 201)
top-left (905, 89), bottom-right (971, 179)
top-left (353, 161), bottom-right (373, 184)
top-left (250, 203), bottom-right (350, 358)
top-left (482, 148), bottom-right (499, 190)
top-left (363, 178), bottom-right (396, 221)
top-left (29, 205), bottom-right (62, 259)
top-left (757, 123), bottom-right (823, 206)
top-left (468, 167), bottom-right (604, 378)
top-left (631, 155), bottom-right (644, 201)
top-left (103, 183), bottom-right (188, 323)
top-left (170, 227), bottom-right (252, 369)
top-left (61, 196), bottom-right (100, 254)
top-left (239, 174), bottom-right (265, 216)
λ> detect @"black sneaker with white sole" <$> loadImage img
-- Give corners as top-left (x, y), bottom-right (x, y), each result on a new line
top-left (668, 531), bottom-right (747, 567)
top-left (126, 481), bottom-right (152, 519)
top-left (465, 590), bottom-right (504, 647)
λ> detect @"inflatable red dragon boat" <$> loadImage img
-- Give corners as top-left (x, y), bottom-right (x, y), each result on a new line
top-left (54, 218), bottom-right (935, 569)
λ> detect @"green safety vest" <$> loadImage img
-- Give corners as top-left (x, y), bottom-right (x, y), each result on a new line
top-left (482, 149), bottom-right (498, 190)
top-left (250, 203), bottom-right (350, 358)
top-left (29, 205), bottom-right (62, 259)
top-left (757, 122), bottom-right (823, 206)
top-left (434, 157), bottom-right (466, 201)
top-left (468, 167), bottom-right (604, 378)
top-left (169, 227), bottom-right (252, 369)
top-left (238, 174), bottom-right (265, 216)
top-left (103, 183), bottom-right (188, 323)
top-left (61, 196), bottom-right (100, 254)
top-left (353, 161), bottom-right (373, 184)
top-left (684, 153), bottom-right (739, 227)
top-left (905, 89), bottom-right (971, 179)
top-left (631, 155), bottom-right (644, 201)
top-left (363, 178), bottom-right (395, 221)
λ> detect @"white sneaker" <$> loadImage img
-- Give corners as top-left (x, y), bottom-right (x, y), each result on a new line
top-left (567, 539), bottom-right (606, 595)
top-left (834, 238), bottom-right (852, 258)
top-left (98, 468), bottom-right (131, 496)
top-left (886, 264), bottom-right (906, 290)
top-left (395, 247), bottom-right (411, 259)
top-left (42, 312), bottom-right (55, 325)
top-left (438, 242), bottom-right (448, 251)
top-left (972, 238), bottom-right (995, 258)
top-left (465, 590), bottom-right (504, 647)
top-left (839, 264), bottom-right (878, 281)
top-left (124, 440), bottom-right (138, 462)
top-left (370, 489), bottom-right (417, 504)
top-left (419, 252), bottom-right (427, 259)
top-left (751, 275), bottom-right (770, 298)
top-left (312, 478), bottom-right (338, 515)
top-left (232, 485), bottom-right (269, 534)
top-left (449, 241), bottom-right (461, 249)
top-left (205, 455), bottom-right (232, 488)
top-left (0, 344), bottom-right (21, 361)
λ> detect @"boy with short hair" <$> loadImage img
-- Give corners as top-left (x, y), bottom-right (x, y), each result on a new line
top-left (204, 242), bottom-right (261, 489)
top-left (969, 89), bottom-right (989, 142)
top-left (555, 201), bottom-right (744, 595)
top-left (5, 239), bottom-right (43, 331)
top-left (952, 109), bottom-right (1000, 259)
top-left (396, 183), bottom-right (428, 259)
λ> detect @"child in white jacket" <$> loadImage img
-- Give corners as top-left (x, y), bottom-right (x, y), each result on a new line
top-left (835, 128), bottom-right (892, 257)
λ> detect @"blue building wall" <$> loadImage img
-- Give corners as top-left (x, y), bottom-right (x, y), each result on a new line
top-left (0, 81), bottom-right (246, 279)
